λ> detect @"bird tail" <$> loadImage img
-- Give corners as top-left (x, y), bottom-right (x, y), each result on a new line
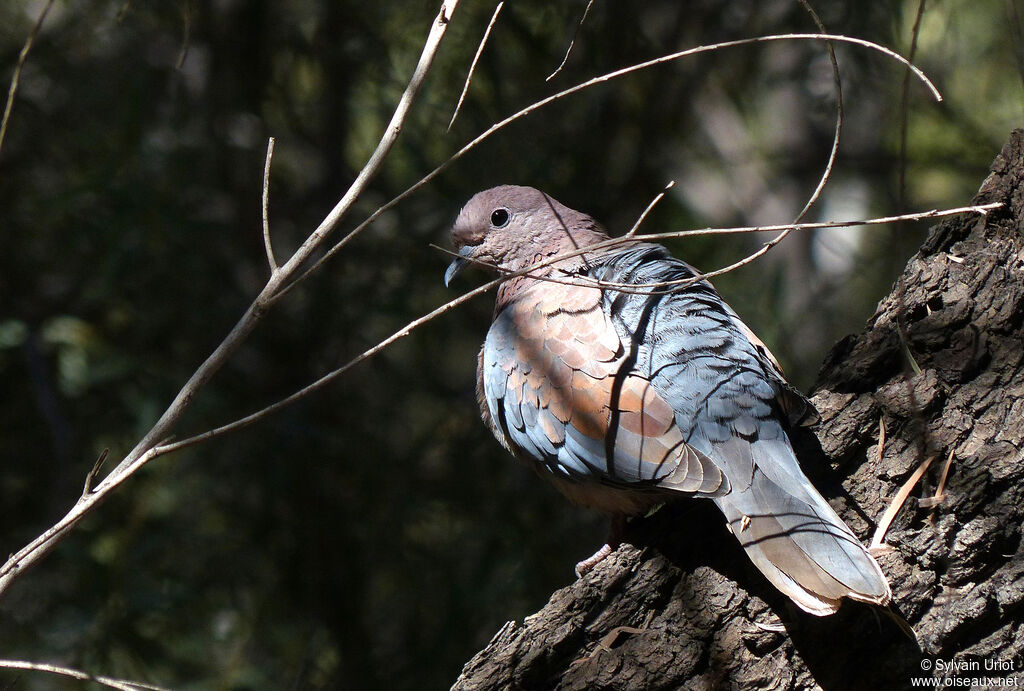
top-left (710, 438), bottom-right (891, 616)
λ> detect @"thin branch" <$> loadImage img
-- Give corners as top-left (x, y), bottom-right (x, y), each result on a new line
top-left (0, 0), bottom-right (55, 160)
top-left (565, 202), bottom-right (1001, 295)
top-left (154, 202), bottom-right (998, 453)
top-left (155, 274), bottom-right (506, 455)
top-left (116, 1), bottom-right (458, 470)
top-left (282, 31), bottom-right (942, 303)
top-left (436, 201), bottom-right (1000, 295)
top-left (0, 659), bottom-right (169, 691)
top-left (546, 0), bottom-right (595, 82)
top-left (262, 136), bottom-right (279, 273)
top-left (0, 0), bottom-right (462, 600)
top-left (448, 2), bottom-right (503, 131)
top-left (624, 181), bottom-right (674, 238)
top-left (83, 448), bottom-right (109, 496)
top-left (892, 0), bottom-right (930, 472)
top-left (737, 0), bottom-right (845, 287)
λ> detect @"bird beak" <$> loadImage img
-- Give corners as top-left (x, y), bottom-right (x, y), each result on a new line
top-left (444, 246), bottom-right (475, 287)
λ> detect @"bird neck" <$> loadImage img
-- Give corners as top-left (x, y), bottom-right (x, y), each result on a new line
top-left (492, 224), bottom-right (611, 314)
top-left (494, 274), bottom-right (542, 315)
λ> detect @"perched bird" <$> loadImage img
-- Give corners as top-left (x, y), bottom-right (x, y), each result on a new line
top-left (445, 185), bottom-right (891, 616)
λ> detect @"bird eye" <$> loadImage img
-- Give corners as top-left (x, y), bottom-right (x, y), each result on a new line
top-left (490, 208), bottom-right (510, 228)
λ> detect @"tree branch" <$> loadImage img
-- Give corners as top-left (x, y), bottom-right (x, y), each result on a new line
top-left (0, 0), bottom-right (462, 600)
top-left (0, 19), bottom-right (945, 609)
top-left (448, 1), bottom-right (503, 131)
top-left (0, 0), bottom-right (55, 160)
top-left (262, 136), bottom-right (279, 274)
top-left (0, 659), bottom-right (169, 691)
top-left (284, 31), bottom-right (941, 301)
top-left (156, 202), bottom-right (999, 455)
top-left (546, 0), bottom-right (595, 82)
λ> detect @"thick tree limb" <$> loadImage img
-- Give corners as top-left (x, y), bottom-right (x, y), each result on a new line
top-left (452, 131), bottom-right (1024, 690)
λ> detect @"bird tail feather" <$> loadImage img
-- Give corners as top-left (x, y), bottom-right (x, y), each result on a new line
top-left (711, 439), bottom-right (891, 616)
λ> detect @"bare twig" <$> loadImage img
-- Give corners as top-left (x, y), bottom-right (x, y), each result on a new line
top-left (0, 0), bottom-right (462, 600)
top-left (737, 0), bottom-right (844, 280)
top-left (567, 202), bottom-right (1001, 295)
top-left (448, 2), bottom-right (503, 131)
top-left (624, 181), bottom-right (674, 237)
top-left (435, 202), bottom-right (1000, 298)
top-left (83, 448), bottom-right (109, 496)
top-left (0, 659), bottom-right (169, 691)
top-left (154, 274), bottom-right (506, 454)
top-left (888, 10), bottom-right (934, 491)
top-left (283, 31), bottom-right (942, 302)
top-left (0, 0), bottom-right (55, 160)
top-left (892, 0), bottom-right (930, 480)
top-left (262, 136), bottom-right (279, 273)
top-left (159, 202), bottom-right (998, 453)
top-left (546, 0), bottom-right (596, 82)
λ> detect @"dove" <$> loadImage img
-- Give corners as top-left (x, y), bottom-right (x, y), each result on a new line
top-left (445, 185), bottom-right (891, 616)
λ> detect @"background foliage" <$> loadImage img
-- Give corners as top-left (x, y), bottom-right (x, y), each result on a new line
top-left (0, 1), bottom-right (1020, 688)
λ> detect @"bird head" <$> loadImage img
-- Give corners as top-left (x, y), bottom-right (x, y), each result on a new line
top-left (444, 185), bottom-right (608, 286)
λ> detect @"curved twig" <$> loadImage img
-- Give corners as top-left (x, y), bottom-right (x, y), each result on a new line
top-left (729, 0), bottom-right (846, 308)
top-left (449, 2), bottom-right (504, 131)
top-left (547, 0), bottom-right (596, 81)
top-left (262, 136), bottom-right (279, 273)
top-left (279, 31), bottom-right (941, 304)
top-left (793, 0), bottom-right (843, 224)
top-left (625, 181), bottom-right (675, 238)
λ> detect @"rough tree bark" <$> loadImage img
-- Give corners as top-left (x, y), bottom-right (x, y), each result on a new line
top-left (451, 130), bottom-right (1024, 690)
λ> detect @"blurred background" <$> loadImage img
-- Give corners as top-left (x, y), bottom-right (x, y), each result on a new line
top-left (0, 0), bottom-right (1020, 688)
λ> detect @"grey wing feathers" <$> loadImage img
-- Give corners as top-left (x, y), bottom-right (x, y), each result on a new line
top-left (589, 243), bottom-right (890, 613)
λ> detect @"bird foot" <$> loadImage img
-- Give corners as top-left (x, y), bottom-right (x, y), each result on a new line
top-left (574, 514), bottom-right (627, 578)
top-left (575, 543), bottom-right (614, 578)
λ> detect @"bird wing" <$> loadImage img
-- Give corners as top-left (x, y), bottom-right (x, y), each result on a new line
top-left (590, 243), bottom-right (890, 614)
top-left (478, 277), bottom-right (729, 512)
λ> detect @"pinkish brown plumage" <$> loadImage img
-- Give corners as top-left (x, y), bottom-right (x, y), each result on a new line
top-left (447, 185), bottom-right (892, 616)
